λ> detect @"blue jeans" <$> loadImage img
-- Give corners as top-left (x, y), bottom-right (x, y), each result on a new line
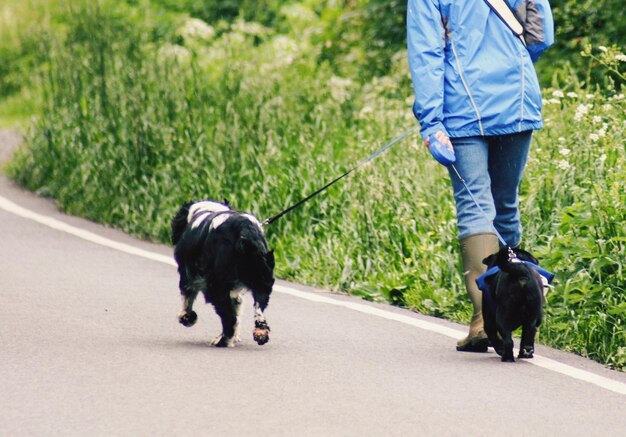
top-left (447, 131), bottom-right (532, 247)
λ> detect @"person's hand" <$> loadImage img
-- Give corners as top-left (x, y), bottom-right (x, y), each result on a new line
top-left (424, 130), bottom-right (452, 151)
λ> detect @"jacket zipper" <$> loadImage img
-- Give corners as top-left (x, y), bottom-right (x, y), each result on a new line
top-left (450, 36), bottom-right (484, 136)
top-left (519, 49), bottom-right (525, 132)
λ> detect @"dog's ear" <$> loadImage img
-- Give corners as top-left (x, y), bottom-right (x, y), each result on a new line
top-left (222, 198), bottom-right (231, 208)
top-left (512, 248), bottom-right (539, 264)
top-left (482, 253), bottom-right (497, 266)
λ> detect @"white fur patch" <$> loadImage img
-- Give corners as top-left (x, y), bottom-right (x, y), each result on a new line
top-left (209, 213), bottom-right (230, 231)
top-left (254, 302), bottom-right (265, 323)
top-left (187, 201), bottom-right (230, 223)
top-left (230, 287), bottom-right (248, 300)
top-left (190, 212), bottom-right (211, 229)
top-left (242, 213), bottom-right (262, 230)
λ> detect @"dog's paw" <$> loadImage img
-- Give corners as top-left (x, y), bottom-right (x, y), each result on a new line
top-left (178, 310), bottom-right (198, 327)
top-left (501, 355), bottom-right (515, 363)
top-left (518, 347), bottom-right (534, 359)
top-left (211, 334), bottom-right (236, 348)
top-left (253, 320), bottom-right (271, 346)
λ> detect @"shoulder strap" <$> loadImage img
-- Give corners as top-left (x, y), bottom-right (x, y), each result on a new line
top-left (483, 0), bottom-right (527, 47)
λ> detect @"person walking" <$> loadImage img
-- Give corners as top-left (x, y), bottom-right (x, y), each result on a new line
top-left (407, 0), bottom-right (554, 351)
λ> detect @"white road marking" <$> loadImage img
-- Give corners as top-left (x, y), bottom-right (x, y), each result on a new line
top-left (1, 194), bottom-right (625, 396)
top-left (0, 196), bottom-right (177, 267)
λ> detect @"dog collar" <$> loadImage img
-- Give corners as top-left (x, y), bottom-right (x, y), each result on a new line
top-left (477, 261), bottom-right (555, 290)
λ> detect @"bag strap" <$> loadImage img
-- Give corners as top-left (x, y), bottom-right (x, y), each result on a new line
top-left (483, 0), bottom-right (527, 47)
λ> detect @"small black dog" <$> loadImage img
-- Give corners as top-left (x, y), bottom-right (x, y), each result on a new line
top-left (481, 247), bottom-right (544, 362)
top-left (171, 200), bottom-right (275, 347)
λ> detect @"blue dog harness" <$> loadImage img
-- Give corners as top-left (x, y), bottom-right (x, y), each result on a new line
top-left (476, 261), bottom-right (555, 316)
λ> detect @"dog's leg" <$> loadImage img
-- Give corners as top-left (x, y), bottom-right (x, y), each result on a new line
top-left (177, 269), bottom-right (199, 327)
top-left (482, 296), bottom-right (503, 356)
top-left (211, 298), bottom-right (238, 347)
top-left (252, 292), bottom-right (271, 346)
top-left (518, 324), bottom-right (537, 359)
top-left (500, 329), bottom-right (515, 362)
top-left (178, 291), bottom-right (199, 327)
top-left (230, 289), bottom-right (245, 345)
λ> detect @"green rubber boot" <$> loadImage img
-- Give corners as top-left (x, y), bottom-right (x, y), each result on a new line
top-left (456, 233), bottom-right (499, 352)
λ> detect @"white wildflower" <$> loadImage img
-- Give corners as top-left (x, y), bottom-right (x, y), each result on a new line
top-left (599, 154), bottom-right (607, 164)
top-left (358, 105), bottom-right (374, 118)
top-left (574, 103), bottom-right (592, 121)
top-left (280, 3), bottom-right (318, 28)
top-left (592, 115), bottom-right (602, 124)
top-left (602, 104), bottom-right (612, 111)
top-left (552, 90), bottom-right (564, 98)
top-left (269, 36), bottom-right (299, 67)
top-left (329, 76), bottom-right (353, 103)
top-left (598, 46), bottom-right (608, 52)
top-left (557, 160), bottom-right (570, 170)
top-left (616, 53), bottom-right (626, 62)
top-left (231, 20), bottom-right (271, 37)
top-left (567, 92), bottom-right (578, 98)
top-left (585, 94), bottom-right (595, 100)
top-left (558, 137), bottom-right (566, 143)
top-left (271, 35), bottom-right (298, 54)
top-left (158, 43), bottom-right (191, 63)
top-left (179, 18), bottom-right (216, 42)
top-left (589, 133), bottom-right (599, 143)
top-left (559, 148), bottom-right (571, 156)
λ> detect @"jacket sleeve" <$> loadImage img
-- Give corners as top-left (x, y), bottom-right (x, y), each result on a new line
top-left (522, 0), bottom-right (555, 62)
top-left (407, 0), bottom-right (448, 141)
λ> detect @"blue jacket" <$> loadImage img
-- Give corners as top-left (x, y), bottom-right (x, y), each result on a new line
top-left (407, 0), bottom-right (554, 140)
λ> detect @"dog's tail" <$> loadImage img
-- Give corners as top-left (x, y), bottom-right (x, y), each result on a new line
top-left (171, 202), bottom-right (193, 245)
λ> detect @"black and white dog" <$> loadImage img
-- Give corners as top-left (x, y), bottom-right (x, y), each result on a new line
top-left (171, 200), bottom-right (275, 347)
top-left (481, 248), bottom-right (545, 362)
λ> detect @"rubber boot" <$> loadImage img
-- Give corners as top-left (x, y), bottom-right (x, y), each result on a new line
top-left (456, 233), bottom-right (499, 352)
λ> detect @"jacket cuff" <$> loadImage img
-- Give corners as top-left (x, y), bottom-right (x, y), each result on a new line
top-left (420, 123), bottom-right (449, 142)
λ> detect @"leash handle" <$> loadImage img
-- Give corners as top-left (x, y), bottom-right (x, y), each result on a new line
top-left (262, 125), bottom-right (420, 227)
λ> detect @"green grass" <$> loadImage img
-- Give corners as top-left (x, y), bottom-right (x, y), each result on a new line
top-left (2, 1), bottom-right (625, 370)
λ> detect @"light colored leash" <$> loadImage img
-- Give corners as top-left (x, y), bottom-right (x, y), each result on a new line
top-left (428, 135), bottom-right (510, 248)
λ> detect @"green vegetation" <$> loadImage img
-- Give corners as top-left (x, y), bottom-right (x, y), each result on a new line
top-left (1, 0), bottom-right (624, 370)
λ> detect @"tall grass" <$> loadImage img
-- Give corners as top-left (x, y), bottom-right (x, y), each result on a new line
top-left (522, 84), bottom-right (626, 370)
top-left (6, 2), bottom-right (625, 369)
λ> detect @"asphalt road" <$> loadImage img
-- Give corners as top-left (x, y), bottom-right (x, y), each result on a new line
top-left (1, 130), bottom-right (625, 436)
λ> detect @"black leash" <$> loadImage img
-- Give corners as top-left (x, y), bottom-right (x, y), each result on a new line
top-left (262, 125), bottom-right (419, 227)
